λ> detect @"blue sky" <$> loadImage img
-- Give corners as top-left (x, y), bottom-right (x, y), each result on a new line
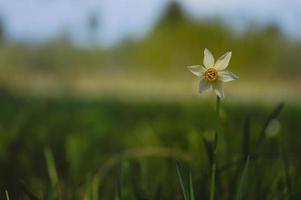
top-left (0, 0), bottom-right (300, 46)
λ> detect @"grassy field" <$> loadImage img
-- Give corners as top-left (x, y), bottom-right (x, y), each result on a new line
top-left (1, 2), bottom-right (301, 199)
top-left (0, 91), bottom-right (301, 199)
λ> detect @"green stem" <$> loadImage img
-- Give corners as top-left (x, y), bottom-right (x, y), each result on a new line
top-left (210, 96), bottom-right (220, 200)
top-left (279, 131), bottom-right (291, 199)
top-left (210, 161), bottom-right (216, 200)
top-left (216, 96), bottom-right (221, 119)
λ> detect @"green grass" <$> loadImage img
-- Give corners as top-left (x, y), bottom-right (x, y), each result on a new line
top-left (0, 93), bottom-right (301, 199)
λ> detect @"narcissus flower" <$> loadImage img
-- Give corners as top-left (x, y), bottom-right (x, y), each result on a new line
top-left (188, 48), bottom-right (239, 99)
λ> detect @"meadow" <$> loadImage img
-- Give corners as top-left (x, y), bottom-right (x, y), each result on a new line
top-left (1, 2), bottom-right (301, 199)
top-left (0, 91), bottom-right (301, 199)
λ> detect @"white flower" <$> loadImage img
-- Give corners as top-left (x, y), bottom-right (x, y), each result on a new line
top-left (188, 48), bottom-right (239, 99)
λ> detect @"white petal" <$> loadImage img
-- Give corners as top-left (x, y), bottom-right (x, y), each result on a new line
top-left (215, 51), bottom-right (232, 70)
top-left (218, 71), bottom-right (239, 82)
top-left (212, 81), bottom-right (224, 99)
top-left (199, 78), bottom-right (210, 94)
top-left (187, 65), bottom-right (205, 77)
top-left (203, 48), bottom-right (215, 68)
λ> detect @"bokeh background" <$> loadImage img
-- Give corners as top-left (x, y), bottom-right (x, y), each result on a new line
top-left (0, 0), bottom-right (301, 199)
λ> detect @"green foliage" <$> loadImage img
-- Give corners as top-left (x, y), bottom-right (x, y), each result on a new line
top-left (44, 148), bottom-right (59, 188)
top-left (176, 161), bottom-right (195, 200)
top-left (235, 156), bottom-right (251, 200)
top-left (0, 2), bottom-right (301, 80)
top-left (19, 181), bottom-right (40, 200)
top-left (0, 93), bottom-right (300, 199)
top-left (5, 190), bottom-right (9, 200)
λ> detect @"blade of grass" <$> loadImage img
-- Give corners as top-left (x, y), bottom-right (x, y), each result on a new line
top-left (5, 190), bottom-right (9, 200)
top-left (235, 156), bottom-right (250, 200)
top-left (91, 177), bottom-right (99, 200)
top-left (45, 188), bottom-right (54, 200)
top-left (213, 131), bottom-right (218, 152)
top-left (115, 176), bottom-right (122, 200)
top-left (44, 147), bottom-right (60, 200)
top-left (44, 147), bottom-right (59, 187)
top-left (209, 159), bottom-right (217, 200)
top-left (129, 161), bottom-right (147, 199)
top-left (176, 161), bottom-right (189, 200)
top-left (189, 173), bottom-right (195, 200)
top-left (154, 185), bottom-right (162, 200)
top-left (227, 116), bottom-right (251, 199)
top-left (19, 181), bottom-right (40, 200)
top-left (202, 137), bottom-right (213, 166)
top-left (279, 138), bottom-right (292, 199)
top-left (255, 103), bottom-right (284, 152)
top-left (243, 116), bottom-right (250, 159)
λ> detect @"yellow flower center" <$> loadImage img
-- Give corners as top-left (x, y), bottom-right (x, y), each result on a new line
top-left (204, 67), bottom-right (218, 82)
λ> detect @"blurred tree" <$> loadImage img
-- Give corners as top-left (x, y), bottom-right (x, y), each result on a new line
top-left (159, 1), bottom-right (186, 26)
top-left (0, 17), bottom-right (5, 43)
top-left (87, 11), bottom-right (101, 46)
top-left (263, 24), bottom-right (283, 39)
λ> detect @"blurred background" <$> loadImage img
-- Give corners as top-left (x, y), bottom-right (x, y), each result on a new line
top-left (0, 0), bottom-right (301, 199)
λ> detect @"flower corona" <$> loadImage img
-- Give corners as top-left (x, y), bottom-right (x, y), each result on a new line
top-left (188, 48), bottom-right (239, 99)
top-left (204, 68), bottom-right (218, 82)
